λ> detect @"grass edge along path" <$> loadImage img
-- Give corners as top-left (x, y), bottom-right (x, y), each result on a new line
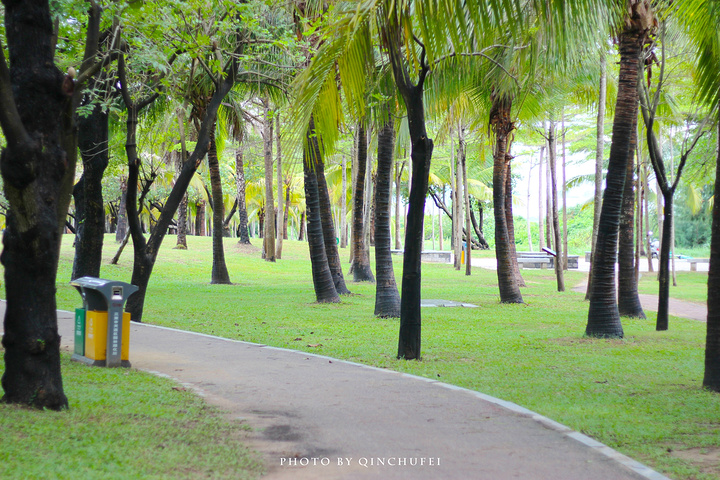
top-left (0, 348), bottom-right (264, 480)
top-left (5, 235), bottom-right (720, 480)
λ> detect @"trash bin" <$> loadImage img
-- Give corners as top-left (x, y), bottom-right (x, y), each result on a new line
top-left (70, 277), bottom-right (139, 368)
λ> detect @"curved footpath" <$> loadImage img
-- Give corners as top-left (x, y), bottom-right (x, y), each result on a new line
top-left (15, 305), bottom-right (669, 480)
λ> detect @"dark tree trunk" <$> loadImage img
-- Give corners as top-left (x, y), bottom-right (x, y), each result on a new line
top-left (122, 48), bottom-right (239, 322)
top-left (548, 118), bottom-right (564, 292)
top-left (586, 20), bottom-right (647, 338)
top-left (704, 109), bottom-right (720, 391)
top-left (351, 123), bottom-right (375, 282)
top-left (195, 200), bottom-right (206, 236)
top-left (374, 119), bottom-right (401, 317)
top-left (0, 0), bottom-right (70, 409)
top-left (72, 77), bottom-right (110, 280)
top-left (116, 176), bottom-right (128, 242)
top-left (208, 125), bottom-right (231, 284)
top-left (235, 147), bottom-right (251, 244)
top-left (618, 121), bottom-right (645, 318)
top-left (656, 191), bottom-right (673, 330)
top-left (303, 125), bottom-right (340, 303)
top-left (298, 212), bottom-right (306, 241)
top-left (490, 94), bottom-right (523, 303)
top-left (310, 119), bottom-right (350, 295)
top-left (389, 37), bottom-right (433, 360)
top-left (470, 203), bottom-right (490, 249)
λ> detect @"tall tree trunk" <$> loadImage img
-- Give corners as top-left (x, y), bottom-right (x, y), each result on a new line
top-left (351, 123), bottom-right (375, 282)
top-left (642, 156), bottom-right (654, 272)
top-left (490, 94), bottom-right (523, 303)
top-left (704, 106), bottom-right (720, 391)
top-left (394, 160), bottom-right (403, 250)
top-left (283, 181), bottom-right (290, 240)
top-left (310, 120), bottom-right (351, 295)
top-left (235, 145), bottom-right (251, 244)
top-left (116, 177), bottom-right (129, 243)
top-left (438, 186), bottom-right (444, 250)
top-left (656, 191), bottom-right (673, 330)
top-left (587, 52), bottom-right (608, 299)
top-left (618, 121), bottom-right (645, 318)
top-left (303, 125), bottom-right (340, 304)
top-left (452, 128), bottom-right (462, 270)
top-left (374, 119), bottom-right (401, 317)
top-left (298, 212), bottom-right (306, 241)
top-left (175, 106), bottom-right (189, 249)
top-left (0, 0), bottom-right (72, 410)
top-left (72, 76), bottom-right (110, 280)
top-left (548, 118), bottom-right (564, 291)
top-left (389, 35), bottom-right (433, 360)
top-left (262, 100), bottom-right (275, 261)
top-left (276, 113), bottom-right (284, 259)
top-left (587, 9), bottom-right (650, 337)
top-left (208, 125), bottom-right (231, 284)
top-left (506, 155), bottom-right (526, 288)
top-left (195, 200), bottom-right (206, 236)
top-left (561, 110), bottom-right (568, 270)
top-left (461, 126), bottom-right (472, 275)
top-left (340, 154), bottom-right (348, 248)
top-left (538, 145), bottom-right (545, 253)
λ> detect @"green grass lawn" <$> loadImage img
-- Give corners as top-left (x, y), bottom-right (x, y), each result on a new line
top-left (3, 234), bottom-right (720, 480)
top-left (638, 270), bottom-right (709, 304)
top-left (0, 351), bottom-right (263, 479)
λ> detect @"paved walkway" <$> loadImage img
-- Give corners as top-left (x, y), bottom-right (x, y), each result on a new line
top-left (0, 303), bottom-right (665, 479)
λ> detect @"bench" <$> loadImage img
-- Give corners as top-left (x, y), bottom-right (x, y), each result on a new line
top-left (689, 258), bottom-right (709, 271)
top-left (390, 249), bottom-right (453, 264)
top-left (517, 256), bottom-right (553, 269)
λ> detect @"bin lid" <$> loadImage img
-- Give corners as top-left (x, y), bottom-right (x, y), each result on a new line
top-left (71, 277), bottom-right (139, 311)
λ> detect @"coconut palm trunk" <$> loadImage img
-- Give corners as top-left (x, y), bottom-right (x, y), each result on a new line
top-left (490, 93), bottom-right (523, 303)
top-left (235, 145), bottom-right (251, 244)
top-left (548, 117), bottom-right (564, 292)
top-left (704, 108), bottom-right (720, 391)
top-left (311, 121), bottom-right (351, 295)
top-left (374, 119), bottom-right (401, 317)
top-left (208, 124), bottom-right (231, 284)
top-left (586, 4), bottom-right (651, 337)
top-left (303, 125), bottom-right (341, 304)
top-left (351, 123), bottom-right (375, 282)
top-left (262, 100), bottom-right (276, 261)
top-left (618, 121), bottom-right (645, 318)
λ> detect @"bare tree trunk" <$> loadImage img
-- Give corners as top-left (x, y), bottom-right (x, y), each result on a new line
top-left (340, 154), bottom-right (348, 248)
top-left (561, 110), bottom-right (568, 270)
top-left (394, 160), bottom-right (404, 250)
top-left (263, 99), bottom-right (275, 261)
top-left (587, 52), bottom-right (607, 300)
top-left (461, 125), bottom-right (471, 275)
top-left (235, 145), bottom-right (251, 244)
top-left (116, 176), bottom-right (129, 243)
top-left (538, 146), bottom-right (545, 252)
top-left (548, 117), bottom-right (565, 291)
top-left (195, 200), bottom-right (206, 236)
top-left (276, 113), bottom-right (284, 259)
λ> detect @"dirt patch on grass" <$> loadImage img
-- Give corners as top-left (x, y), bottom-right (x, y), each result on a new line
top-left (233, 243), bottom-right (261, 255)
top-left (670, 447), bottom-right (720, 477)
top-left (547, 336), bottom-right (632, 346)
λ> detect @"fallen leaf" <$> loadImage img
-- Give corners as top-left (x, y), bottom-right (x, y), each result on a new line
top-left (307, 343), bottom-right (322, 348)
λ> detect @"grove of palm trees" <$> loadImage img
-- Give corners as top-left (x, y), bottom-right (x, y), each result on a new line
top-left (1, 0), bottom-right (719, 478)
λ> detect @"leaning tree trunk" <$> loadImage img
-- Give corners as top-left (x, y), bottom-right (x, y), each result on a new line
top-left (351, 123), bottom-right (375, 282)
top-left (586, 12), bottom-right (648, 338)
top-left (704, 108), bottom-right (720, 391)
top-left (72, 77), bottom-right (110, 280)
top-left (303, 126), bottom-right (340, 303)
top-left (618, 122), bottom-right (645, 318)
top-left (208, 125), bottom-right (231, 284)
top-left (310, 119), bottom-right (351, 295)
top-left (235, 146), bottom-right (251, 244)
top-left (0, 0), bottom-right (70, 410)
top-left (490, 94), bottom-right (523, 303)
top-left (374, 119), bottom-right (401, 317)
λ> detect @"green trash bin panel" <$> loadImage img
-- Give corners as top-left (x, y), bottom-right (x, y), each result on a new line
top-left (74, 308), bottom-right (86, 356)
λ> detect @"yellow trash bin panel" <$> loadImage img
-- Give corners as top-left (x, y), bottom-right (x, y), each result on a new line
top-left (84, 310), bottom-right (131, 361)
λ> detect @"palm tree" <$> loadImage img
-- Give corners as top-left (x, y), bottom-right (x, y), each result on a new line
top-left (375, 116), bottom-right (401, 317)
top-left (351, 123), bottom-right (376, 282)
top-left (586, 0), bottom-right (654, 338)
